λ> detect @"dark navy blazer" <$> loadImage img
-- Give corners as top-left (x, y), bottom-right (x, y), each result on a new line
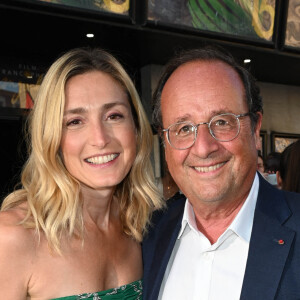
top-left (142, 173), bottom-right (300, 300)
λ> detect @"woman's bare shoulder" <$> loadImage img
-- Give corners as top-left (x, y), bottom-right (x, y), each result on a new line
top-left (0, 202), bottom-right (27, 223)
top-left (0, 204), bottom-right (34, 298)
top-left (0, 203), bottom-right (34, 247)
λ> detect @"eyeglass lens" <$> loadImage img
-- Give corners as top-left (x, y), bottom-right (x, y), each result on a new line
top-left (167, 114), bottom-right (240, 149)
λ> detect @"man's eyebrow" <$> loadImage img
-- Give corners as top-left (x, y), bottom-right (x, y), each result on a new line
top-left (172, 109), bottom-right (235, 123)
top-left (174, 114), bottom-right (192, 123)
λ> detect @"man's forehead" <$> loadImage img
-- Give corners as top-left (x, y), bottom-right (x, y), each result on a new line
top-left (161, 60), bottom-right (244, 101)
top-left (166, 60), bottom-right (236, 87)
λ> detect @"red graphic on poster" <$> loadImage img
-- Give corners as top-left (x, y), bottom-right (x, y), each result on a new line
top-left (26, 90), bottom-right (34, 109)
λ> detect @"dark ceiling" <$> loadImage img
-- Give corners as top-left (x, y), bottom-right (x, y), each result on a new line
top-left (0, 1), bottom-right (300, 86)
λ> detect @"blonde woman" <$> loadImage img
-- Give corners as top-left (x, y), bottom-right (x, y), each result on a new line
top-left (0, 47), bottom-right (164, 299)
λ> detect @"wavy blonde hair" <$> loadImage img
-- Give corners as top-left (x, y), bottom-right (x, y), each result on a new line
top-left (1, 47), bottom-right (164, 253)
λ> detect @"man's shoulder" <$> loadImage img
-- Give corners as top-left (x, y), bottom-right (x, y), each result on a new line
top-left (147, 192), bottom-right (186, 230)
top-left (166, 191), bottom-right (186, 206)
top-left (269, 188), bottom-right (300, 229)
top-left (259, 178), bottom-right (300, 216)
top-left (154, 192), bottom-right (186, 216)
top-left (282, 190), bottom-right (300, 212)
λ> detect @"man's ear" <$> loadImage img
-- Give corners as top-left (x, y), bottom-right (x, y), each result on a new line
top-left (276, 171), bottom-right (282, 189)
top-left (157, 128), bottom-right (166, 148)
top-left (254, 112), bottom-right (263, 150)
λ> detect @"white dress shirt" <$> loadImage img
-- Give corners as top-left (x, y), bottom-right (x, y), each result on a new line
top-left (158, 174), bottom-right (259, 300)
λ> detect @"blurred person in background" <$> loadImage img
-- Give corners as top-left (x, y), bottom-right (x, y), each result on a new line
top-left (257, 150), bottom-right (265, 174)
top-left (264, 151), bottom-right (281, 187)
top-left (264, 151), bottom-right (281, 174)
top-left (277, 139), bottom-right (300, 193)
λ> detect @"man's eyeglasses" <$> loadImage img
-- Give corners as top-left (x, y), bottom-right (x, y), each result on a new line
top-left (162, 112), bottom-right (251, 150)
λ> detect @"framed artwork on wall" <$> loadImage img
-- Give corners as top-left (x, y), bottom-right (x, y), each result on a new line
top-left (284, 0), bottom-right (300, 49)
top-left (271, 131), bottom-right (300, 153)
top-left (28, 0), bottom-right (130, 16)
top-left (259, 130), bottom-right (268, 158)
top-left (148, 0), bottom-right (276, 42)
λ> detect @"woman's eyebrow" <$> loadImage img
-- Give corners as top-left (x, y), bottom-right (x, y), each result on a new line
top-left (64, 107), bottom-right (87, 116)
top-left (64, 102), bottom-right (130, 116)
top-left (102, 101), bottom-right (129, 110)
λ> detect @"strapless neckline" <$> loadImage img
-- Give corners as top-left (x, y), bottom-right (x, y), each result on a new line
top-left (50, 279), bottom-right (142, 300)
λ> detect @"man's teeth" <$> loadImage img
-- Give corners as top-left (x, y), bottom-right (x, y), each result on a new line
top-left (86, 154), bottom-right (118, 165)
top-left (194, 162), bottom-right (225, 173)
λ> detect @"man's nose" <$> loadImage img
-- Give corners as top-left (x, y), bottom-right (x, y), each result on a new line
top-left (191, 124), bottom-right (219, 157)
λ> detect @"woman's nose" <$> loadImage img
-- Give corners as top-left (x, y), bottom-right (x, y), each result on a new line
top-left (89, 122), bottom-right (111, 148)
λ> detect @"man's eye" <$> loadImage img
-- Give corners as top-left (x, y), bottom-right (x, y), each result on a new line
top-left (214, 119), bottom-right (229, 126)
top-left (177, 125), bottom-right (193, 136)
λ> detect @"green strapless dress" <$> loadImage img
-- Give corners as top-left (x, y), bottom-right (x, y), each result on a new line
top-left (51, 279), bottom-right (142, 300)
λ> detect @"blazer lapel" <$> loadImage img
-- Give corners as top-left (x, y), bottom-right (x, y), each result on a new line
top-left (240, 175), bottom-right (295, 300)
top-left (143, 194), bottom-right (185, 300)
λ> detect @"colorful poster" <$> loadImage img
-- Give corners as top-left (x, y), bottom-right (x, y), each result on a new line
top-left (285, 0), bottom-right (300, 48)
top-left (35, 0), bottom-right (130, 15)
top-left (148, 0), bottom-right (275, 41)
top-left (0, 61), bottom-right (44, 108)
top-left (0, 81), bottom-right (40, 109)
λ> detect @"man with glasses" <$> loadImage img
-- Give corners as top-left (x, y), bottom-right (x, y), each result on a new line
top-left (142, 46), bottom-right (300, 300)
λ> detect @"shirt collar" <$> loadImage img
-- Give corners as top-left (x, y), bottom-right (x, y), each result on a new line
top-left (178, 200), bottom-right (196, 238)
top-left (228, 173), bottom-right (259, 242)
top-left (178, 173), bottom-right (259, 243)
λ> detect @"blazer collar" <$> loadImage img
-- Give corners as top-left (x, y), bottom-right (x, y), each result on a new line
top-left (240, 173), bottom-right (294, 300)
top-left (143, 193), bottom-right (186, 300)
